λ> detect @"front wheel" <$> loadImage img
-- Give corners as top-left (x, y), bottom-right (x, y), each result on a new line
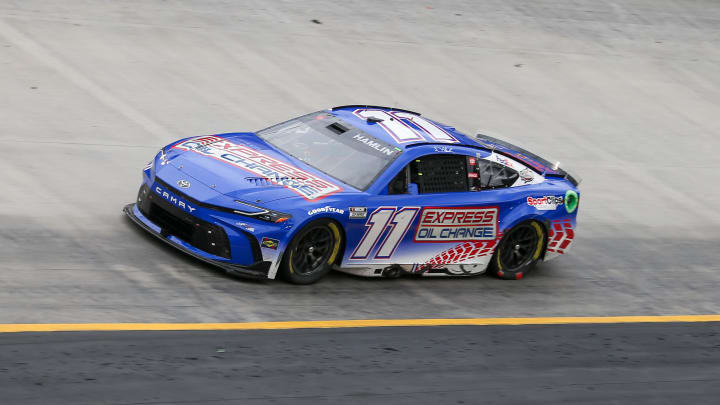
top-left (278, 220), bottom-right (342, 285)
top-left (489, 221), bottom-right (545, 280)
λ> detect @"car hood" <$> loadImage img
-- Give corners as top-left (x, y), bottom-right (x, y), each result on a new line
top-left (161, 132), bottom-right (350, 204)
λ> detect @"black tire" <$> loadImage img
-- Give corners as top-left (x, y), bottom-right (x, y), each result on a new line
top-left (278, 219), bottom-right (342, 285)
top-left (489, 221), bottom-right (545, 280)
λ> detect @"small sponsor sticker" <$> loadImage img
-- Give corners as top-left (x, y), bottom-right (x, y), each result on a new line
top-left (235, 222), bottom-right (255, 232)
top-left (527, 196), bottom-right (564, 211)
top-left (519, 168), bottom-right (534, 183)
top-left (307, 206), bottom-right (345, 216)
top-left (468, 172), bottom-right (478, 178)
top-left (261, 237), bottom-right (279, 250)
top-left (468, 157), bottom-right (476, 165)
top-left (494, 154), bottom-right (513, 168)
top-left (349, 207), bottom-right (367, 219)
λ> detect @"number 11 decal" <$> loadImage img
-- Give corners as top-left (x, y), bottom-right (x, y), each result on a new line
top-left (353, 109), bottom-right (459, 144)
top-left (350, 207), bottom-right (420, 260)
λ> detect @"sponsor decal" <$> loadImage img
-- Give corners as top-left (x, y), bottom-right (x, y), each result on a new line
top-left (433, 145), bottom-right (453, 153)
top-left (177, 179), bottom-right (191, 188)
top-left (468, 157), bottom-right (476, 165)
top-left (173, 136), bottom-right (342, 201)
top-left (414, 207), bottom-right (498, 242)
top-left (349, 207), bottom-right (367, 219)
top-left (154, 186), bottom-right (196, 213)
top-left (307, 206), bottom-right (345, 216)
top-left (351, 133), bottom-right (396, 156)
top-left (527, 196), bottom-right (564, 211)
top-left (468, 172), bottom-right (478, 178)
top-left (494, 154), bottom-right (513, 168)
top-left (261, 237), bottom-right (279, 250)
top-left (519, 168), bottom-right (534, 183)
top-left (235, 222), bottom-right (255, 232)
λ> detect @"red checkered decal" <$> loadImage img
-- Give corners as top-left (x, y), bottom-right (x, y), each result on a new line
top-left (420, 233), bottom-right (503, 271)
top-left (547, 220), bottom-right (574, 254)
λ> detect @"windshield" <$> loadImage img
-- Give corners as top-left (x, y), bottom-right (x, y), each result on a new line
top-left (257, 112), bottom-right (402, 190)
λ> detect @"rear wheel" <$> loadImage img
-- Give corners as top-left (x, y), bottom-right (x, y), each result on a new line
top-left (490, 221), bottom-right (545, 280)
top-left (278, 220), bottom-right (342, 285)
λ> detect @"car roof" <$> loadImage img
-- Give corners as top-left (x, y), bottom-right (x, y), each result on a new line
top-left (326, 105), bottom-right (573, 181)
top-left (328, 105), bottom-right (481, 150)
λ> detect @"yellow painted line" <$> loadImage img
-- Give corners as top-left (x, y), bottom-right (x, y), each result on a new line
top-left (1, 315), bottom-right (720, 333)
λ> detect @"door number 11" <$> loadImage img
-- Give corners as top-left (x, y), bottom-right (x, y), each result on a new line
top-left (350, 206), bottom-right (420, 260)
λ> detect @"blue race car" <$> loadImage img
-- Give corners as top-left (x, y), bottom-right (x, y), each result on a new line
top-left (124, 105), bottom-right (580, 284)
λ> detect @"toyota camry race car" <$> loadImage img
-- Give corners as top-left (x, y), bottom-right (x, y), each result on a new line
top-left (124, 105), bottom-right (580, 284)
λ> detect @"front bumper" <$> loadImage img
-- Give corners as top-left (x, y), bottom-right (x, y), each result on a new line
top-left (123, 203), bottom-right (271, 279)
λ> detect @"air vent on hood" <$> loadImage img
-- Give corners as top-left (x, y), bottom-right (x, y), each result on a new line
top-left (326, 122), bottom-right (348, 134)
top-left (245, 177), bottom-right (275, 187)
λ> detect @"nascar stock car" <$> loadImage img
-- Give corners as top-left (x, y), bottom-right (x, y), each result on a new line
top-left (124, 105), bottom-right (580, 284)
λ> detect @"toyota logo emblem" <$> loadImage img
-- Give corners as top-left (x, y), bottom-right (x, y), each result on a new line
top-left (177, 179), bottom-right (191, 188)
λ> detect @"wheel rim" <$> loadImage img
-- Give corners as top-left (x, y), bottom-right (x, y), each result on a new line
top-left (499, 224), bottom-right (539, 271)
top-left (290, 226), bottom-right (333, 275)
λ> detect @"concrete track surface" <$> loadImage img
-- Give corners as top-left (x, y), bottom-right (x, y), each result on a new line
top-left (1, 0), bottom-right (720, 403)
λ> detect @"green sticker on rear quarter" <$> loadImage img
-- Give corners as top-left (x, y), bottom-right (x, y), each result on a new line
top-left (565, 190), bottom-right (579, 213)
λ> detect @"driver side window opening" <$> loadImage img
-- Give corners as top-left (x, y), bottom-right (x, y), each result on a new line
top-left (388, 153), bottom-right (520, 194)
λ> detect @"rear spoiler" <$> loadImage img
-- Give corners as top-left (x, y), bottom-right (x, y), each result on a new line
top-left (331, 105), bottom-right (421, 115)
top-left (474, 133), bottom-right (581, 187)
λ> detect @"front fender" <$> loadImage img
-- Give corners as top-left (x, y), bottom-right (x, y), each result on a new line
top-left (268, 213), bottom-right (348, 278)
